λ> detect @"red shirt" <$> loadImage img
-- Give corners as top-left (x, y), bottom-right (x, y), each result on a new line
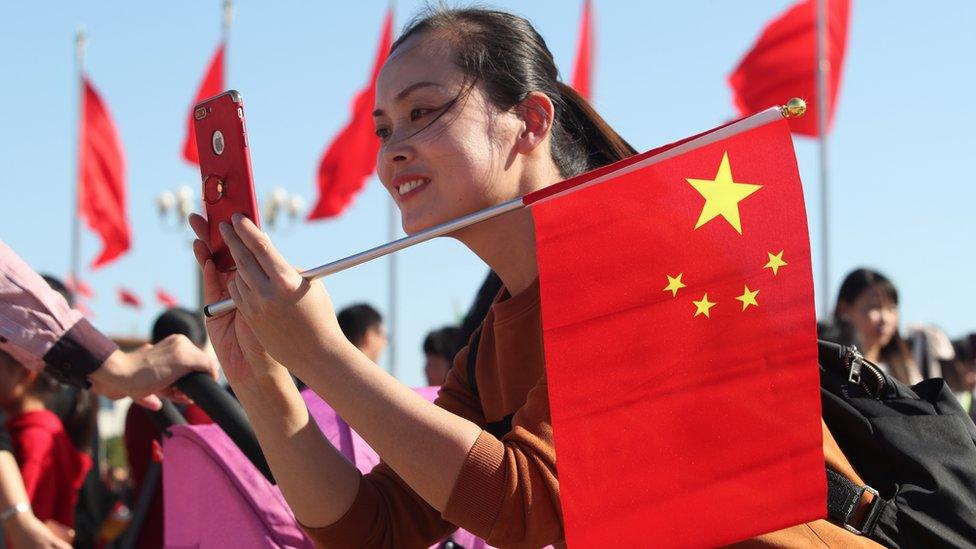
top-left (6, 409), bottom-right (92, 527)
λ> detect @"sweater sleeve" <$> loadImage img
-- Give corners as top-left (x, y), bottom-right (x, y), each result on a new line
top-left (0, 239), bottom-right (117, 384)
top-left (301, 344), bottom-right (562, 549)
top-left (299, 351), bottom-right (484, 548)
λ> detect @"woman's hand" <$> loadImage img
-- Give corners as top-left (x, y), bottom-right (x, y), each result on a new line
top-left (190, 213), bottom-right (279, 383)
top-left (190, 213), bottom-right (351, 375)
top-left (4, 511), bottom-right (72, 549)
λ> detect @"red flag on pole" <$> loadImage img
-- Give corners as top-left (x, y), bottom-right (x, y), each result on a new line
top-left (728, 0), bottom-right (850, 136)
top-left (156, 287), bottom-right (180, 308)
top-left (527, 109), bottom-right (824, 545)
top-left (79, 76), bottom-right (130, 269)
top-left (182, 44), bottom-right (225, 164)
top-left (571, 0), bottom-right (594, 99)
top-left (118, 287), bottom-right (141, 309)
top-left (307, 9), bottom-right (393, 220)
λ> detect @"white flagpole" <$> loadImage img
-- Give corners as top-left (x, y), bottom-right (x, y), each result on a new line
top-left (205, 102), bottom-right (806, 318)
top-left (71, 28), bottom-right (87, 295)
top-left (815, 0), bottom-right (831, 315)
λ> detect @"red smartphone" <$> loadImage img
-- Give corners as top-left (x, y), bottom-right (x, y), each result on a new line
top-left (193, 90), bottom-right (260, 272)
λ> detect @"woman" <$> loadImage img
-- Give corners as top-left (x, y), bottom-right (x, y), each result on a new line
top-left (833, 268), bottom-right (921, 385)
top-left (191, 8), bottom-right (630, 547)
top-left (190, 8), bottom-right (880, 548)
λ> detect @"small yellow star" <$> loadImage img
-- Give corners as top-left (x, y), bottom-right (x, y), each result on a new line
top-left (685, 151), bottom-right (762, 234)
top-left (764, 251), bottom-right (788, 275)
top-left (693, 293), bottom-right (716, 318)
top-left (735, 285), bottom-right (760, 311)
top-left (663, 273), bottom-right (687, 297)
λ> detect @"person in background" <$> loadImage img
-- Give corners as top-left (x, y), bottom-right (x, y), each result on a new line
top-left (336, 303), bottom-right (387, 364)
top-left (946, 334), bottom-right (976, 422)
top-left (832, 268), bottom-right (922, 385)
top-left (0, 239), bottom-right (217, 549)
top-left (0, 348), bottom-right (92, 543)
top-left (423, 326), bottom-right (461, 387)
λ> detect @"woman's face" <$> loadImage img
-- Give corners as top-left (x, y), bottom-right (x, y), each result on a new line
top-left (843, 284), bottom-right (899, 350)
top-left (373, 33), bottom-right (525, 234)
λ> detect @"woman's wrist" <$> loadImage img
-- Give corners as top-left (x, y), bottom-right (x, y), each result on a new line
top-left (1, 501), bottom-right (31, 524)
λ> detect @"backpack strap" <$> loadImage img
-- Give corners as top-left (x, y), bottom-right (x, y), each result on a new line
top-left (826, 468), bottom-right (887, 536)
top-left (465, 327), bottom-right (514, 439)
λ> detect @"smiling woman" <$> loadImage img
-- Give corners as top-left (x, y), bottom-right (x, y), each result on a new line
top-left (190, 7), bottom-right (635, 547)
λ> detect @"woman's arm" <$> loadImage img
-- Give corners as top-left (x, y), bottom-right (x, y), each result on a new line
top-left (225, 358), bottom-right (364, 526)
top-left (212, 214), bottom-right (483, 513)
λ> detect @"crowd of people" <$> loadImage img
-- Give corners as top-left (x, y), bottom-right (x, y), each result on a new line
top-left (1, 5), bottom-right (973, 549)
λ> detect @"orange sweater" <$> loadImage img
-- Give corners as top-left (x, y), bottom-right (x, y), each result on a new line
top-left (303, 279), bottom-right (882, 548)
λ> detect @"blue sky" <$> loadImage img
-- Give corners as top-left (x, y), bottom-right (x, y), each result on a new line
top-left (1, 1), bottom-right (973, 388)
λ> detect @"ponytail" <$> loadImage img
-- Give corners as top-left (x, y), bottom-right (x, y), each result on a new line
top-left (552, 82), bottom-right (637, 176)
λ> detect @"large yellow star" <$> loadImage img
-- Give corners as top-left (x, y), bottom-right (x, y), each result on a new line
top-left (735, 285), bottom-right (760, 311)
top-left (764, 251), bottom-right (788, 275)
top-left (663, 273), bottom-right (686, 297)
top-left (692, 293), bottom-right (716, 318)
top-left (686, 151), bottom-right (762, 234)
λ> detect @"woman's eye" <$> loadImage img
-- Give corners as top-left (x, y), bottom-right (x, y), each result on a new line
top-left (410, 108), bottom-right (432, 121)
top-left (375, 127), bottom-right (391, 139)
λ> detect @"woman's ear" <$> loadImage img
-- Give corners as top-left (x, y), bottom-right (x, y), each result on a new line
top-left (514, 91), bottom-right (555, 154)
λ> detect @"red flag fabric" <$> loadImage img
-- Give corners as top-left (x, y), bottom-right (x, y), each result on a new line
top-left (728, 0), bottom-right (850, 137)
top-left (79, 77), bottom-right (130, 269)
top-left (182, 44), bottom-right (225, 164)
top-left (307, 10), bottom-right (393, 220)
top-left (528, 111), bottom-right (824, 546)
top-left (65, 275), bottom-right (95, 299)
top-left (570, 0), bottom-right (594, 99)
top-left (156, 288), bottom-right (179, 308)
top-left (118, 287), bottom-right (141, 309)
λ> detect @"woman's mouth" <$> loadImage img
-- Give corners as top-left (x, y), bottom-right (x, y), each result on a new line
top-left (395, 177), bottom-right (430, 200)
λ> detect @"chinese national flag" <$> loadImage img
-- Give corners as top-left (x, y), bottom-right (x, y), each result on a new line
top-left (79, 77), bottom-right (130, 269)
top-left (571, 0), bottom-right (594, 100)
top-left (307, 9), bottom-right (393, 220)
top-left (728, 0), bottom-right (850, 137)
top-left (182, 44), bottom-right (225, 164)
top-left (118, 287), bottom-right (141, 309)
top-left (528, 110), bottom-right (824, 546)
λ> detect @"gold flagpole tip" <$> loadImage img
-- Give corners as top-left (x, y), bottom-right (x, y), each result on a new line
top-left (780, 98), bottom-right (807, 118)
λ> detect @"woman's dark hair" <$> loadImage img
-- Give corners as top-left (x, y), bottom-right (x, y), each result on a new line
top-left (391, 7), bottom-right (636, 178)
top-left (423, 326), bottom-right (462, 361)
top-left (833, 268), bottom-right (916, 383)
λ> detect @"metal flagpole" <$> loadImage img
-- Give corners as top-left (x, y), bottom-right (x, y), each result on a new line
top-left (72, 28), bottom-right (87, 295)
top-left (205, 101), bottom-right (808, 318)
top-left (815, 0), bottom-right (831, 315)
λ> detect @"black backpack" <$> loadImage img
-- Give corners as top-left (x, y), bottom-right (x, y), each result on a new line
top-left (819, 340), bottom-right (976, 548)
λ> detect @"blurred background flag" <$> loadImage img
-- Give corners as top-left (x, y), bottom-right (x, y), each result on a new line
top-left (728, 0), bottom-right (850, 137)
top-left (571, 0), bottom-right (594, 100)
top-left (156, 287), bottom-right (180, 308)
top-left (180, 43), bottom-right (226, 164)
top-left (118, 287), bottom-right (142, 309)
top-left (79, 75), bottom-right (130, 269)
top-left (307, 8), bottom-right (393, 220)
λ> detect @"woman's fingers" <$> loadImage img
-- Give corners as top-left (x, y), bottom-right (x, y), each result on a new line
top-left (192, 238), bottom-right (212, 269)
top-left (189, 213), bottom-right (210, 242)
top-left (231, 214), bottom-right (299, 285)
top-left (219, 221), bottom-right (269, 291)
top-left (202, 258), bottom-right (230, 304)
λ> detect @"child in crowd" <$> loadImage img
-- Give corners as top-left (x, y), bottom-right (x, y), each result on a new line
top-left (0, 348), bottom-right (92, 539)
